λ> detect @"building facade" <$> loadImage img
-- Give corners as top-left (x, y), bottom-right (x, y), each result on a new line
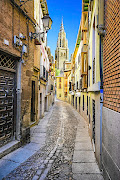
top-left (102, 0), bottom-right (120, 179)
top-left (67, 0), bottom-right (120, 179)
top-left (0, 0), bottom-right (35, 147)
top-left (0, 0), bottom-right (54, 150)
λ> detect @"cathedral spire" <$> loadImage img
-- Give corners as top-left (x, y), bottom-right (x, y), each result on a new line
top-left (60, 16), bottom-right (64, 31)
top-left (55, 18), bottom-right (69, 71)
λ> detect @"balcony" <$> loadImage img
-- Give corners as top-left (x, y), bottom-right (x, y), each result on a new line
top-left (81, 52), bottom-right (88, 75)
top-left (82, 75), bottom-right (87, 89)
top-left (82, 0), bottom-right (89, 31)
top-left (80, 76), bottom-right (87, 90)
top-left (83, 31), bottom-right (88, 45)
top-left (80, 48), bottom-right (88, 90)
top-left (82, 12), bottom-right (88, 31)
top-left (40, 65), bottom-right (48, 81)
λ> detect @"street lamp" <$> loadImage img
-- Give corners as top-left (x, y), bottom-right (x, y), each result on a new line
top-left (29, 14), bottom-right (53, 40)
top-left (42, 14), bottom-right (53, 32)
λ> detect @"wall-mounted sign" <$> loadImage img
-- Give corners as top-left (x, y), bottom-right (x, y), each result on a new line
top-left (4, 39), bottom-right (9, 46)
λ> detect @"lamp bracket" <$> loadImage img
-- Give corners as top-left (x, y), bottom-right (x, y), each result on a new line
top-left (29, 32), bottom-right (45, 40)
top-left (20, 0), bottom-right (32, 7)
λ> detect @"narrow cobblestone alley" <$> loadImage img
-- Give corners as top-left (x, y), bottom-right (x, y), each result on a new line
top-left (0, 100), bottom-right (103, 180)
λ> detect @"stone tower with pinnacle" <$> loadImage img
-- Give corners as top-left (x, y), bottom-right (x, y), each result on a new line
top-left (55, 18), bottom-right (69, 72)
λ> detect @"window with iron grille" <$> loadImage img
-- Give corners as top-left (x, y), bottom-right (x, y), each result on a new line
top-left (92, 99), bottom-right (95, 144)
top-left (43, 66), bottom-right (46, 78)
top-left (79, 97), bottom-right (80, 112)
top-left (69, 82), bottom-right (71, 91)
top-left (87, 96), bottom-right (88, 115)
top-left (83, 95), bottom-right (84, 111)
top-left (0, 52), bottom-right (16, 70)
top-left (89, 97), bottom-right (90, 125)
top-left (93, 57), bottom-right (95, 84)
top-left (80, 79), bottom-right (82, 90)
top-left (51, 85), bottom-right (53, 90)
top-left (77, 81), bottom-right (78, 89)
top-left (46, 71), bottom-right (48, 81)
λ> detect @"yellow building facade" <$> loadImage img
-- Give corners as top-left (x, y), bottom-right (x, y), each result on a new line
top-left (56, 76), bottom-right (64, 101)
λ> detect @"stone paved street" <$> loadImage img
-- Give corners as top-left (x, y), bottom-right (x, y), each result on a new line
top-left (0, 100), bottom-right (103, 180)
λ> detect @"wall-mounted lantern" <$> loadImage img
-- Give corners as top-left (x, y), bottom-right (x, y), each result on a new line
top-left (29, 14), bottom-right (53, 41)
top-left (42, 14), bottom-right (53, 32)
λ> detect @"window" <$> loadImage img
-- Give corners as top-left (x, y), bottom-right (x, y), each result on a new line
top-left (59, 94), bottom-right (61, 97)
top-left (59, 78), bottom-right (61, 82)
top-left (93, 58), bottom-right (95, 84)
top-left (92, 99), bottom-right (95, 144)
top-left (87, 96), bottom-right (88, 115)
top-left (77, 81), bottom-right (78, 89)
top-left (83, 95), bottom-right (84, 111)
top-left (31, 81), bottom-right (35, 122)
top-left (60, 39), bottom-right (61, 47)
top-left (89, 97), bottom-right (90, 125)
top-left (59, 84), bottom-right (61, 89)
top-left (51, 85), bottom-right (53, 90)
top-left (76, 97), bottom-right (77, 110)
top-left (69, 82), bottom-right (72, 91)
top-left (79, 97), bottom-right (80, 112)
top-left (63, 38), bottom-right (65, 47)
top-left (92, 17), bottom-right (95, 84)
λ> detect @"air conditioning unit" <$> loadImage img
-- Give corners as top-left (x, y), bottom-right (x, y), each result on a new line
top-left (14, 36), bottom-right (19, 46)
top-left (19, 33), bottom-right (26, 40)
top-left (22, 45), bottom-right (27, 54)
top-left (19, 40), bottom-right (23, 46)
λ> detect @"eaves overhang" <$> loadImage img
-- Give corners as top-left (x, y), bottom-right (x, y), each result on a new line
top-left (40, 0), bottom-right (48, 16)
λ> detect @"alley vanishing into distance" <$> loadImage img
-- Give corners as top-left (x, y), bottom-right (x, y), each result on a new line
top-left (0, 100), bottom-right (103, 180)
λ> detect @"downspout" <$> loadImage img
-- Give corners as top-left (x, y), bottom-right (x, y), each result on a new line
top-left (99, 35), bottom-right (103, 170)
top-left (98, 0), bottom-right (105, 170)
top-left (12, 1), bottom-right (21, 141)
top-left (16, 53), bottom-right (22, 140)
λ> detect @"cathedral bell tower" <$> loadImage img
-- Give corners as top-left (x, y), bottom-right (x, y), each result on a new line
top-left (55, 18), bottom-right (69, 72)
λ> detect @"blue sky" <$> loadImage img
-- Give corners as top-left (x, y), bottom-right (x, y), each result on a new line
top-left (47, 0), bottom-right (82, 60)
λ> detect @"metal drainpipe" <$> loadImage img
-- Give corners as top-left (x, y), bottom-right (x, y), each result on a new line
top-left (16, 53), bottom-right (22, 141)
top-left (100, 35), bottom-right (103, 170)
top-left (98, 0), bottom-right (105, 169)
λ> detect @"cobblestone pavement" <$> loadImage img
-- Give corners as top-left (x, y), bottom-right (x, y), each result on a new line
top-left (3, 101), bottom-right (79, 180)
top-left (3, 100), bottom-right (103, 180)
